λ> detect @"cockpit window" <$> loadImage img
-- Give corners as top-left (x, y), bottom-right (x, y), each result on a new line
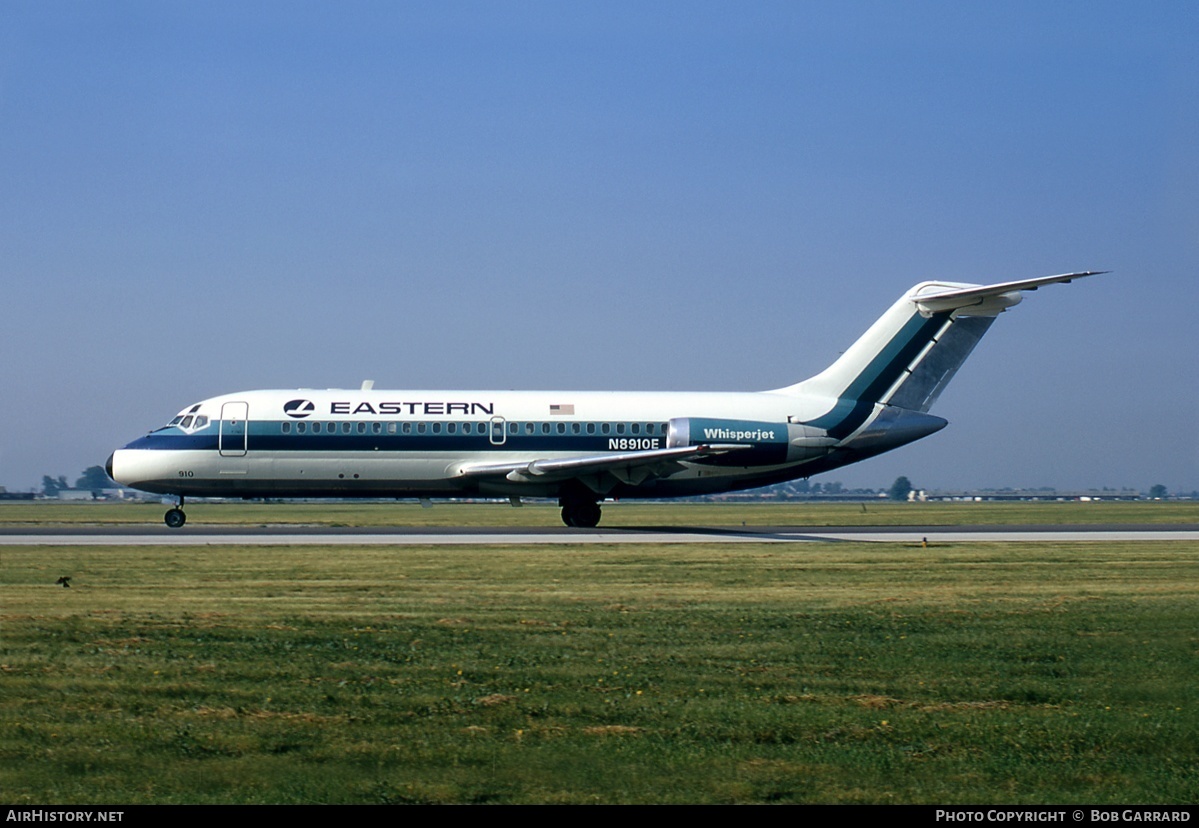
top-left (154, 407), bottom-right (209, 434)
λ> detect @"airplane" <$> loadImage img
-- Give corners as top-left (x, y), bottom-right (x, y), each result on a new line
top-left (106, 272), bottom-right (1100, 528)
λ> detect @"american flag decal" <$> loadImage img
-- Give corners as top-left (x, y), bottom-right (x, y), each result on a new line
top-left (549, 404), bottom-right (575, 415)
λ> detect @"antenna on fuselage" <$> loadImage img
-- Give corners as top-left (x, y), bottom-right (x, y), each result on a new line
top-left (361, 380), bottom-right (375, 391)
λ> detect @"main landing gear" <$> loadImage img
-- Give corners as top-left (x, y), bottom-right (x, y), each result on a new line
top-left (559, 485), bottom-right (602, 528)
top-left (164, 497), bottom-right (186, 529)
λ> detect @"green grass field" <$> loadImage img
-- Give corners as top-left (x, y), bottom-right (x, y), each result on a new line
top-left (2, 498), bottom-right (1197, 527)
top-left (2, 536), bottom-right (1196, 804)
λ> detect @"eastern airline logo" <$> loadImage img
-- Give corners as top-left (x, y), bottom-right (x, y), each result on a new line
top-left (283, 399), bottom-right (316, 419)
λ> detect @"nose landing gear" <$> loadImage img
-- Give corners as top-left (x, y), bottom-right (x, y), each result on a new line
top-left (164, 497), bottom-right (186, 528)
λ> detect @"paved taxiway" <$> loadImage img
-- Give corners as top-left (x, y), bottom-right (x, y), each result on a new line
top-left (3, 525), bottom-right (1197, 545)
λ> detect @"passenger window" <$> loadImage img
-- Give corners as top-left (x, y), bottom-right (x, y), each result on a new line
top-left (542, 422), bottom-right (550, 434)
top-left (356, 422), bottom-right (366, 434)
top-left (282, 422), bottom-right (291, 434)
top-left (587, 423), bottom-right (595, 434)
top-left (402, 422), bottom-right (412, 434)
top-left (387, 423), bottom-right (396, 434)
top-left (371, 422), bottom-right (381, 434)
top-left (631, 423), bottom-right (640, 434)
top-left (525, 422), bottom-right (534, 435)
top-left (297, 422), bottom-right (307, 434)
top-left (432, 422), bottom-right (441, 434)
top-left (571, 423), bottom-right (580, 434)
top-left (556, 422), bottom-right (566, 434)
top-left (616, 423), bottom-right (625, 434)
top-left (447, 422), bottom-right (457, 434)
top-left (602, 423), bottom-right (611, 434)
top-left (417, 422), bottom-right (426, 434)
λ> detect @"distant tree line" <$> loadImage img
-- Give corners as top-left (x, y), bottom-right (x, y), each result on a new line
top-left (41, 466), bottom-right (114, 497)
top-left (749, 478), bottom-right (1188, 502)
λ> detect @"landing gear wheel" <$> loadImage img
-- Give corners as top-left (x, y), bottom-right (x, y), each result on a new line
top-left (558, 482), bottom-right (603, 528)
top-left (561, 500), bottom-right (601, 528)
top-left (165, 508), bottom-right (186, 529)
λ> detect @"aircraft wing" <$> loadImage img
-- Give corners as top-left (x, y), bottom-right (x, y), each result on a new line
top-left (913, 271), bottom-right (1104, 314)
top-left (455, 443), bottom-right (750, 487)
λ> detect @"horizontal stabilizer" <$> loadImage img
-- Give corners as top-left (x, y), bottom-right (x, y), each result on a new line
top-left (913, 271), bottom-right (1105, 315)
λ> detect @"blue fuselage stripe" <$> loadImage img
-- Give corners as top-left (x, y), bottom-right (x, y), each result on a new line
top-left (123, 428), bottom-right (670, 454)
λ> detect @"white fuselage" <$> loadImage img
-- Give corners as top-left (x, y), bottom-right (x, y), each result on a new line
top-left (108, 386), bottom-right (878, 501)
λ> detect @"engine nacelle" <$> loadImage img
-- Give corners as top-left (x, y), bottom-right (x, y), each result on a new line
top-left (666, 417), bottom-right (834, 466)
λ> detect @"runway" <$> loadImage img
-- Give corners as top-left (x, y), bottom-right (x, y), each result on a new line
top-left (3, 524), bottom-right (1197, 545)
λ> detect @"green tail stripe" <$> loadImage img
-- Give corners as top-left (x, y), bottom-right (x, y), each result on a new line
top-left (808, 312), bottom-right (949, 439)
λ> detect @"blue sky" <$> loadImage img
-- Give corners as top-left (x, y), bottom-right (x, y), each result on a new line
top-left (2, 1), bottom-right (1196, 493)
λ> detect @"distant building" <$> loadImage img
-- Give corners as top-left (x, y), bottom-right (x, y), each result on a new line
top-left (924, 489), bottom-right (1142, 502)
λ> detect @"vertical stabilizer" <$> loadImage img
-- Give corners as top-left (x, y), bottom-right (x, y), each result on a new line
top-left (774, 272), bottom-right (1101, 439)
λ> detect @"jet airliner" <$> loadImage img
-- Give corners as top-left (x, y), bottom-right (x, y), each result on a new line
top-left (107, 272), bottom-right (1099, 528)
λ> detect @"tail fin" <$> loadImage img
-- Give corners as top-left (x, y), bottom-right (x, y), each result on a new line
top-left (776, 272), bottom-right (1101, 438)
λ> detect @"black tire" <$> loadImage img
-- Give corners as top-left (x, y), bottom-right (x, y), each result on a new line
top-left (566, 501), bottom-right (601, 528)
top-left (165, 508), bottom-right (186, 529)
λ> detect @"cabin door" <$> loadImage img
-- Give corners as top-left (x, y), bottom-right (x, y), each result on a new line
top-left (489, 416), bottom-right (507, 446)
top-left (219, 402), bottom-right (249, 457)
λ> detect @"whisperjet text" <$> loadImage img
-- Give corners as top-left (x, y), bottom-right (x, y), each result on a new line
top-left (702, 426), bottom-right (779, 442)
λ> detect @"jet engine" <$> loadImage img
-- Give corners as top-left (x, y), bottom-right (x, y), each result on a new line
top-left (666, 417), bottom-right (835, 466)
